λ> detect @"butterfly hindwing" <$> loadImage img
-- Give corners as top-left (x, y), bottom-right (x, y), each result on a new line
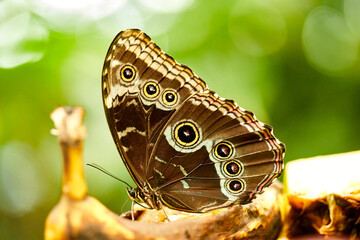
top-left (148, 92), bottom-right (284, 212)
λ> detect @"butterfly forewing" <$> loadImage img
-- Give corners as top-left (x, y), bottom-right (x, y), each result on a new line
top-left (102, 29), bottom-right (209, 190)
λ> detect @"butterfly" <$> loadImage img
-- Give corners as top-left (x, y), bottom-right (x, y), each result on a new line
top-left (102, 29), bottom-right (285, 213)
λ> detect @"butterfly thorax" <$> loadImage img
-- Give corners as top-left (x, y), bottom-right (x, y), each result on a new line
top-left (126, 186), bottom-right (161, 210)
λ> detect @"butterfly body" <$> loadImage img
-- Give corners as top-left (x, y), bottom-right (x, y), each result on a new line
top-left (102, 29), bottom-right (285, 213)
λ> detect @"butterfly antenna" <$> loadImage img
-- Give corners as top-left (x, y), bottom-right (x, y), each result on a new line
top-left (87, 163), bottom-right (133, 188)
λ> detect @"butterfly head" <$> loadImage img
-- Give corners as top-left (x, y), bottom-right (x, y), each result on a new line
top-left (126, 187), bottom-right (137, 200)
top-left (126, 187), bottom-right (162, 210)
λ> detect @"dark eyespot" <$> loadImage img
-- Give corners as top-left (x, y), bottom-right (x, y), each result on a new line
top-left (143, 82), bottom-right (159, 98)
top-left (174, 122), bottom-right (199, 146)
top-left (178, 125), bottom-right (195, 143)
top-left (223, 161), bottom-right (242, 176)
top-left (120, 65), bottom-right (135, 82)
top-left (146, 84), bottom-right (157, 95)
top-left (214, 142), bottom-right (233, 159)
top-left (227, 179), bottom-right (245, 193)
top-left (162, 90), bottom-right (178, 106)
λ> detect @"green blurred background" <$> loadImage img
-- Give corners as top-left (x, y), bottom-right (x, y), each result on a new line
top-left (1, 0), bottom-right (360, 239)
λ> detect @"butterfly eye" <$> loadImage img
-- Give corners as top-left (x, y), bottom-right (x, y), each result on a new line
top-left (174, 121), bottom-right (199, 147)
top-left (226, 179), bottom-right (245, 193)
top-left (214, 142), bottom-right (233, 159)
top-left (162, 90), bottom-right (178, 106)
top-left (126, 188), bottom-right (136, 199)
top-left (120, 65), bottom-right (136, 82)
top-left (143, 82), bottom-right (160, 98)
top-left (223, 161), bottom-right (243, 177)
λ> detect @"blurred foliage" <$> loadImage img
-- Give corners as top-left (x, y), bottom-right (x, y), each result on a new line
top-left (1, 0), bottom-right (360, 239)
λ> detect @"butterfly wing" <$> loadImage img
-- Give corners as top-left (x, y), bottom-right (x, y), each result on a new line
top-left (102, 29), bottom-right (208, 189)
top-left (103, 29), bottom-right (285, 212)
top-left (148, 92), bottom-right (285, 212)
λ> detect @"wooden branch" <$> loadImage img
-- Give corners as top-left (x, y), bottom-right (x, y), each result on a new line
top-left (44, 106), bottom-right (284, 240)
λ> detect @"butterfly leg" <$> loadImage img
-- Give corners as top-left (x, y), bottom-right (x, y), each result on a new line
top-left (158, 200), bottom-right (170, 222)
top-left (131, 200), bottom-right (135, 221)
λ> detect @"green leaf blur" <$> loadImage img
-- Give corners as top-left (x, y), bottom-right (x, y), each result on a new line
top-left (1, 0), bottom-right (359, 239)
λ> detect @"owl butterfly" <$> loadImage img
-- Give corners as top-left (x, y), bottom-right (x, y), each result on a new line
top-left (102, 29), bottom-right (285, 214)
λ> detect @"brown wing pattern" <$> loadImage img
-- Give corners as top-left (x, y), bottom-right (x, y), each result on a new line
top-left (102, 29), bottom-right (285, 213)
top-left (149, 92), bottom-right (285, 212)
top-left (102, 29), bottom-right (208, 189)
